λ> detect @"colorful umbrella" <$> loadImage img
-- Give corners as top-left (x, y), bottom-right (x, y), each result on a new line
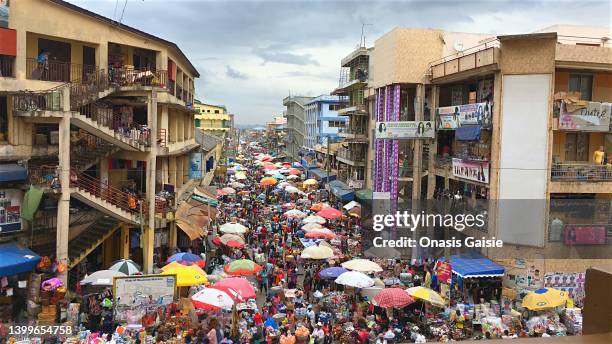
top-left (284, 209), bottom-right (307, 218)
top-left (319, 267), bottom-right (348, 280)
top-left (260, 177), bottom-right (278, 186)
top-left (108, 259), bottom-right (141, 275)
top-left (192, 287), bottom-right (237, 311)
top-left (335, 271), bottom-right (375, 288)
top-left (302, 222), bottom-right (325, 231)
top-left (291, 162), bottom-right (302, 168)
top-left (303, 179), bottom-right (318, 186)
top-left (287, 175), bottom-right (300, 180)
top-left (284, 185), bottom-right (300, 193)
top-left (406, 286), bottom-right (445, 307)
top-left (522, 288), bottom-right (568, 310)
top-left (167, 252), bottom-right (205, 268)
top-left (220, 222), bottom-right (248, 234)
top-left (372, 288), bottom-right (414, 308)
top-left (224, 259), bottom-right (262, 276)
top-left (300, 243), bottom-right (334, 260)
top-left (341, 259), bottom-right (383, 273)
top-left (213, 277), bottom-right (257, 300)
top-left (161, 264), bottom-right (208, 287)
top-left (310, 202), bottom-right (330, 212)
top-left (302, 215), bottom-right (326, 224)
top-left (317, 207), bottom-right (342, 219)
top-left (262, 164), bottom-right (276, 170)
top-left (234, 173), bottom-right (247, 180)
top-left (219, 233), bottom-right (246, 248)
top-left (288, 169), bottom-right (301, 175)
top-left (161, 261), bottom-right (183, 271)
top-left (281, 202), bottom-right (296, 209)
top-left (229, 181), bottom-right (246, 189)
top-left (221, 187), bottom-right (236, 195)
top-left (304, 228), bottom-right (336, 239)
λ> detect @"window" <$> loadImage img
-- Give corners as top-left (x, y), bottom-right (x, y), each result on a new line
top-left (328, 121), bottom-right (344, 128)
top-left (0, 96), bottom-right (7, 141)
top-left (564, 132), bottom-right (589, 162)
top-left (0, 55), bottom-right (15, 78)
top-left (215, 110), bottom-right (220, 114)
top-left (195, 118), bottom-right (201, 128)
top-left (329, 104), bottom-right (341, 111)
top-left (569, 74), bottom-right (593, 101)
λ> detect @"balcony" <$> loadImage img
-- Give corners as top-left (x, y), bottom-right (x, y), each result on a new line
top-left (551, 163), bottom-right (612, 182)
top-left (336, 147), bottom-right (366, 166)
top-left (430, 39), bottom-right (499, 80)
top-left (338, 126), bottom-right (367, 141)
top-left (25, 58), bottom-right (96, 83)
top-left (555, 41), bottom-right (612, 69)
top-left (337, 103), bottom-right (367, 116)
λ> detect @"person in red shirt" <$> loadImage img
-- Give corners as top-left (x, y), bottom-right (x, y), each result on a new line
top-left (254, 312), bottom-right (263, 326)
top-left (357, 328), bottom-right (369, 344)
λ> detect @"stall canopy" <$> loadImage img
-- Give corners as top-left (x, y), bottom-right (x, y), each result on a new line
top-left (308, 168), bottom-right (336, 182)
top-left (456, 126), bottom-right (482, 141)
top-left (0, 163), bottom-right (27, 182)
top-left (355, 189), bottom-right (372, 202)
top-left (328, 180), bottom-right (354, 202)
top-left (0, 243), bottom-right (41, 277)
top-left (438, 252), bottom-right (504, 278)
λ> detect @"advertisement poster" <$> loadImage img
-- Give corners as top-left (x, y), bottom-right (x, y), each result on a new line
top-left (559, 101), bottom-right (611, 132)
top-left (113, 275), bottom-right (176, 306)
top-left (563, 225), bottom-right (607, 245)
top-left (0, 189), bottom-right (22, 233)
top-left (436, 102), bottom-right (493, 129)
top-left (452, 158), bottom-right (490, 184)
top-left (375, 121), bottom-right (435, 139)
top-left (189, 152), bottom-right (203, 179)
top-left (545, 272), bottom-right (585, 305)
top-left (435, 261), bottom-right (453, 285)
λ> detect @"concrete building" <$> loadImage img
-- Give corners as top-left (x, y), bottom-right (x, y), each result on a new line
top-left (193, 100), bottom-right (231, 134)
top-left (0, 0), bottom-right (201, 284)
top-left (282, 95), bottom-right (312, 160)
top-left (303, 95), bottom-right (347, 151)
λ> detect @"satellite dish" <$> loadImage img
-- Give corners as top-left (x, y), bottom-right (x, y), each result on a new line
top-left (453, 41), bottom-right (464, 52)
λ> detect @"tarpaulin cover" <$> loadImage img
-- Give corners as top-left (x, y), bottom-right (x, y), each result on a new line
top-left (21, 185), bottom-right (44, 222)
top-left (0, 242), bottom-right (41, 277)
top-left (308, 168), bottom-right (336, 182)
top-left (456, 125), bottom-right (482, 141)
top-left (0, 163), bottom-right (27, 182)
top-left (328, 180), bottom-right (354, 202)
top-left (437, 251), bottom-right (504, 278)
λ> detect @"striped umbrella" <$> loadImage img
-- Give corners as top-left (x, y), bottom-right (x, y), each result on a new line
top-left (108, 259), bottom-right (141, 275)
top-left (224, 259), bottom-right (262, 276)
top-left (372, 288), bottom-right (414, 308)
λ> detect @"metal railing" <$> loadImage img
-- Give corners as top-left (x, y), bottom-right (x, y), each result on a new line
top-left (176, 84), bottom-right (183, 100)
top-left (26, 58), bottom-right (96, 83)
top-left (28, 165), bottom-right (60, 188)
top-left (12, 87), bottom-right (64, 112)
top-left (158, 128), bottom-right (167, 147)
top-left (108, 67), bottom-right (168, 89)
top-left (434, 155), bottom-right (452, 169)
top-left (70, 68), bottom-right (109, 109)
top-left (78, 102), bottom-right (151, 146)
top-left (339, 126), bottom-right (367, 136)
top-left (336, 147), bottom-right (366, 163)
top-left (551, 163), bottom-right (612, 182)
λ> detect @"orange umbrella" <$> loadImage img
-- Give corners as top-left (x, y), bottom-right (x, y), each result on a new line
top-left (288, 169), bottom-right (301, 175)
top-left (310, 202), bottom-right (330, 212)
top-left (317, 207), bottom-right (342, 219)
top-left (305, 228), bottom-right (336, 239)
top-left (260, 177), bottom-right (278, 186)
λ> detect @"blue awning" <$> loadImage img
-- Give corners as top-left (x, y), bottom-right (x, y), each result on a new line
top-left (456, 126), bottom-right (481, 141)
top-left (309, 168), bottom-right (336, 182)
top-left (0, 164), bottom-right (28, 182)
top-left (328, 180), bottom-right (354, 201)
top-left (0, 243), bottom-right (41, 277)
top-left (438, 252), bottom-right (504, 278)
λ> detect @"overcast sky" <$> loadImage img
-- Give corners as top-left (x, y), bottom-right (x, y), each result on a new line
top-left (67, 0), bottom-right (610, 125)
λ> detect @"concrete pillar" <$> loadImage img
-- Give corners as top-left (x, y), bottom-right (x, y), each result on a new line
top-left (488, 71), bottom-right (503, 238)
top-left (168, 221), bottom-right (177, 252)
top-left (427, 86), bottom-right (439, 199)
top-left (120, 224), bottom-right (130, 260)
top-left (56, 96), bottom-right (71, 285)
top-left (169, 156), bottom-right (177, 187)
top-left (15, 29), bottom-right (27, 80)
top-left (143, 91), bottom-right (158, 274)
top-left (412, 84), bottom-right (425, 200)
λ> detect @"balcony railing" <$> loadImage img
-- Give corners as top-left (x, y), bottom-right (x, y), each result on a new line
top-left (429, 39), bottom-right (500, 79)
top-left (79, 102), bottom-right (151, 146)
top-left (551, 163), bottom-right (612, 182)
top-left (12, 87), bottom-right (64, 112)
top-left (339, 126), bottom-right (367, 136)
top-left (434, 155), bottom-right (452, 169)
top-left (108, 67), bottom-right (168, 89)
top-left (26, 58), bottom-right (96, 83)
top-left (336, 147), bottom-right (366, 163)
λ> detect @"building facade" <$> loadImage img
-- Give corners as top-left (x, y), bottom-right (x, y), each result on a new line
top-left (303, 95), bottom-right (347, 151)
top-left (193, 100), bottom-right (231, 134)
top-left (0, 0), bottom-right (201, 285)
top-left (282, 95), bottom-right (312, 160)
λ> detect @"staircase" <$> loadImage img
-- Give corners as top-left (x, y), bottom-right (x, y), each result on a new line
top-left (68, 216), bottom-right (121, 269)
top-left (71, 132), bottom-right (120, 171)
top-left (70, 169), bottom-right (145, 225)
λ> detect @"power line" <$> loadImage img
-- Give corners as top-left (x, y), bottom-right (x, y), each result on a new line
top-left (118, 0), bottom-right (128, 24)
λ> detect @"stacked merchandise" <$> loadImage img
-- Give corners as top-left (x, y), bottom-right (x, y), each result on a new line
top-left (563, 308), bottom-right (583, 335)
top-left (526, 313), bottom-right (567, 336)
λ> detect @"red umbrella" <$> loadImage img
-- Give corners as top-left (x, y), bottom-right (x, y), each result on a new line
top-left (288, 169), bottom-right (301, 175)
top-left (317, 207), bottom-right (342, 219)
top-left (263, 165), bottom-right (276, 170)
top-left (213, 277), bottom-right (257, 300)
top-left (372, 288), bottom-right (414, 308)
top-left (212, 237), bottom-right (222, 246)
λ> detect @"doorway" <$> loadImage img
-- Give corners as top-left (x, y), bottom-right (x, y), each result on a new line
top-left (82, 45), bottom-right (95, 81)
top-left (38, 38), bottom-right (71, 82)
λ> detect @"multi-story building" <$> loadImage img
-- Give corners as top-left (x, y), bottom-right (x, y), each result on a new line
top-left (332, 47), bottom-right (374, 192)
top-left (303, 95), bottom-right (347, 151)
top-left (193, 100), bottom-right (231, 135)
top-left (282, 95), bottom-right (312, 160)
top-left (265, 116), bottom-right (286, 156)
top-left (0, 0), bottom-right (200, 284)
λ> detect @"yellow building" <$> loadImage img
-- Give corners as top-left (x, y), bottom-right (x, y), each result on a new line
top-left (193, 100), bottom-right (231, 133)
top-left (0, 0), bottom-right (202, 283)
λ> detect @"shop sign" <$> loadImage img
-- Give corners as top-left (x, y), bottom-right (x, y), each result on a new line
top-left (375, 121), bottom-right (435, 139)
top-left (435, 261), bottom-right (453, 285)
top-left (452, 158), bottom-right (490, 184)
top-left (436, 102), bottom-right (493, 129)
top-left (113, 275), bottom-right (176, 306)
top-left (0, 189), bottom-right (22, 233)
top-left (559, 101), bottom-right (611, 132)
top-left (189, 152), bottom-right (203, 179)
top-left (563, 225), bottom-right (607, 245)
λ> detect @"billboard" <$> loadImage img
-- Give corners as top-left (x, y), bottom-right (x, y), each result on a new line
top-left (0, 189), bottom-right (21, 233)
top-left (189, 152), bottom-right (203, 179)
top-left (375, 121), bottom-right (435, 139)
top-left (452, 158), bottom-right (490, 184)
top-left (113, 274), bottom-right (177, 307)
top-left (559, 101), bottom-right (611, 132)
top-left (436, 102), bottom-right (493, 129)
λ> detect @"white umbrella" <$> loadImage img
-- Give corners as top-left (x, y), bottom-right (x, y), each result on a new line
top-left (230, 182), bottom-right (246, 189)
top-left (80, 270), bottom-right (126, 286)
top-left (234, 173), bottom-right (247, 180)
top-left (287, 175), bottom-right (300, 180)
top-left (220, 222), bottom-right (248, 234)
top-left (302, 215), bottom-right (326, 224)
top-left (284, 185), bottom-right (300, 193)
top-left (343, 201), bottom-right (360, 210)
top-left (284, 209), bottom-right (306, 218)
top-left (277, 182), bottom-right (291, 189)
top-left (191, 287), bottom-right (237, 310)
top-left (264, 170), bottom-right (278, 175)
top-left (342, 259), bottom-right (383, 273)
top-left (300, 244), bottom-right (334, 260)
top-left (301, 222), bottom-right (324, 231)
top-left (335, 271), bottom-right (375, 288)
top-left (221, 187), bottom-right (236, 195)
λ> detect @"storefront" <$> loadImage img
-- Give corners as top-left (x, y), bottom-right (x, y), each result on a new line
top-left (327, 179), bottom-right (355, 202)
top-left (0, 242), bottom-right (41, 320)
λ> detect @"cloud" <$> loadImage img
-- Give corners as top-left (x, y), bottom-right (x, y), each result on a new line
top-left (225, 65), bottom-right (248, 80)
top-left (253, 45), bottom-right (320, 66)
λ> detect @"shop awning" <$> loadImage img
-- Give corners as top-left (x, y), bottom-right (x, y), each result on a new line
top-left (0, 243), bottom-right (41, 277)
top-left (456, 125), bottom-right (481, 141)
top-left (328, 180), bottom-right (354, 202)
top-left (438, 252), bottom-right (505, 278)
top-left (309, 168), bottom-right (336, 182)
top-left (0, 163), bottom-right (27, 182)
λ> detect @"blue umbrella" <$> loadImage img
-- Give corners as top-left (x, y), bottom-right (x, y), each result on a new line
top-left (166, 252), bottom-right (205, 267)
top-left (264, 317), bottom-right (278, 330)
top-left (319, 267), bottom-right (348, 280)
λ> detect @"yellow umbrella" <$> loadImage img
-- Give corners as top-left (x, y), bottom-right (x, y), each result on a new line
top-left (161, 264), bottom-right (208, 287)
top-left (260, 177), bottom-right (278, 186)
top-left (522, 288), bottom-right (568, 310)
top-left (406, 286), bottom-right (445, 307)
top-left (300, 243), bottom-right (334, 260)
top-left (161, 261), bottom-right (182, 271)
top-left (303, 179), bottom-right (318, 186)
